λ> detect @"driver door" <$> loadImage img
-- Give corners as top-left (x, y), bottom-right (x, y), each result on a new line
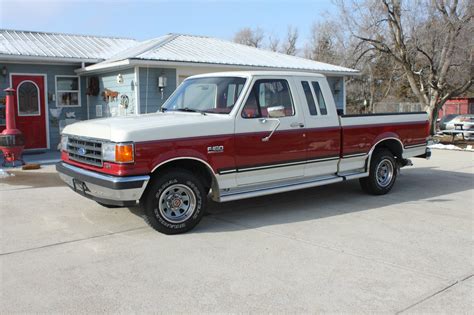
top-left (234, 77), bottom-right (306, 186)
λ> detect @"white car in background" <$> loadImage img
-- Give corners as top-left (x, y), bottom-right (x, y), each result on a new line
top-left (441, 114), bottom-right (474, 140)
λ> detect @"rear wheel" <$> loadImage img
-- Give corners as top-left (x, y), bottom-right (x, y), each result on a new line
top-left (360, 149), bottom-right (398, 195)
top-left (142, 169), bottom-right (206, 234)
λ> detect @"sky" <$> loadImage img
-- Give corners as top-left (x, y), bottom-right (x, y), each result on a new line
top-left (0, 0), bottom-right (337, 45)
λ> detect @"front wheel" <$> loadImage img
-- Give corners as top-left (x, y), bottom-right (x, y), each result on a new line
top-left (359, 149), bottom-right (398, 195)
top-left (142, 170), bottom-right (207, 234)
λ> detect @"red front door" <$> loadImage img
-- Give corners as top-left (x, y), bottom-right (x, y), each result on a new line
top-left (11, 75), bottom-right (47, 149)
top-left (234, 78), bottom-right (307, 186)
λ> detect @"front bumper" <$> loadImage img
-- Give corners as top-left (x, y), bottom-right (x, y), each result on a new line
top-left (56, 162), bottom-right (150, 206)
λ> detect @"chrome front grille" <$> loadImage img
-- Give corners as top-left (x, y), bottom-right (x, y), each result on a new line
top-left (67, 136), bottom-right (103, 167)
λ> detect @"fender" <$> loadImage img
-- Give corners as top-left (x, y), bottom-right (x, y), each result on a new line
top-left (151, 155), bottom-right (224, 200)
top-left (370, 132), bottom-right (403, 150)
top-left (150, 149), bottom-right (212, 173)
top-left (151, 155), bottom-right (216, 175)
top-left (366, 136), bottom-right (404, 171)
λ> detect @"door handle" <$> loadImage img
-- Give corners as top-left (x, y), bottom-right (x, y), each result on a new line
top-left (290, 122), bottom-right (305, 128)
top-left (260, 118), bottom-right (281, 142)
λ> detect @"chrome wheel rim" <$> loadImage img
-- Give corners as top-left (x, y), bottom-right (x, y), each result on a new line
top-left (158, 184), bottom-right (196, 224)
top-left (376, 159), bottom-right (394, 187)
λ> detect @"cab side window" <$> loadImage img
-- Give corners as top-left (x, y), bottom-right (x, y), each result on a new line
top-left (242, 79), bottom-right (294, 118)
top-left (301, 81), bottom-right (317, 116)
top-left (311, 81), bottom-right (328, 115)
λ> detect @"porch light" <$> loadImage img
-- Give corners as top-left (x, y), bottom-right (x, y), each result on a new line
top-left (1, 66), bottom-right (7, 77)
top-left (158, 75), bottom-right (167, 99)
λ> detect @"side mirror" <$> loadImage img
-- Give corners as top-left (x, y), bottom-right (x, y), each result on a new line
top-left (267, 106), bottom-right (286, 118)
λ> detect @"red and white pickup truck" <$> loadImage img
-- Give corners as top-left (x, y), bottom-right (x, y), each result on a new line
top-left (57, 71), bottom-right (430, 234)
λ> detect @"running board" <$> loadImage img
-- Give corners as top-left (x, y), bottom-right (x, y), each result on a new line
top-left (218, 176), bottom-right (343, 202)
top-left (217, 170), bottom-right (370, 202)
top-left (338, 171), bottom-right (369, 180)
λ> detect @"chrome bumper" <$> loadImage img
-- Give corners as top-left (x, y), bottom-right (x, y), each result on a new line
top-left (56, 162), bottom-right (150, 206)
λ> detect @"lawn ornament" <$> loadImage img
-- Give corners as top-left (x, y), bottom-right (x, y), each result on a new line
top-left (0, 88), bottom-right (25, 167)
top-left (102, 89), bottom-right (119, 102)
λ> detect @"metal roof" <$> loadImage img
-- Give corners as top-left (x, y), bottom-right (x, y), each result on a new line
top-left (0, 29), bottom-right (138, 62)
top-left (97, 34), bottom-right (359, 75)
top-left (0, 30), bottom-right (359, 75)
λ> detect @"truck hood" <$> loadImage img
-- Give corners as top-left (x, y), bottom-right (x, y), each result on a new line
top-left (62, 112), bottom-right (234, 142)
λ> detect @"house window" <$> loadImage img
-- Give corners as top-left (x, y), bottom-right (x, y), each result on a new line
top-left (17, 81), bottom-right (40, 116)
top-left (0, 103), bottom-right (5, 126)
top-left (56, 76), bottom-right (80, 107)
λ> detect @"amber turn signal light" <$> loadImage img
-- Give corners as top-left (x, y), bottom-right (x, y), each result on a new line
top-left (115, 144), bottom-right (134, 163)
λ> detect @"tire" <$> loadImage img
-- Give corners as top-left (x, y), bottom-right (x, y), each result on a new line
top-left (359, 149), bottom-right (398, 195)
top-left (142, 169), bottom-right (207, 234)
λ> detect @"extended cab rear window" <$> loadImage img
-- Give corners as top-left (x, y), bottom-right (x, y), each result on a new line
top-left (301, 81), bottom-right (317, 115)
top-left (311, 81), bottom-right (327, 115)
top-left (242, 79), bottom-right (295, 118)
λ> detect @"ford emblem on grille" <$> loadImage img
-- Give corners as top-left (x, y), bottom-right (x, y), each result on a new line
top-left (77, 147), bottom-right (87, 156)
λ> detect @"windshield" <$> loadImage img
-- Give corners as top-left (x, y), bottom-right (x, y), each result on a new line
top-left (162, 77), bottom-right (247, 114)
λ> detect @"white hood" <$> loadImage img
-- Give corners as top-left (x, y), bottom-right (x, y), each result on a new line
top-left (62, 112), bottom-right (234, 142)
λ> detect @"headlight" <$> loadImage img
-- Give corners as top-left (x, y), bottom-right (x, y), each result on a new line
top-left (102, 142), bottom-right (134, 163)
top-left (60, 135), bottom-right (68, 152)
top-left (102, 142), bottom-right (116, 161)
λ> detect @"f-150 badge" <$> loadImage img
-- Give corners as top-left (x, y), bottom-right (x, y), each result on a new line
top-left (207, 145), bottom-right (224, 153)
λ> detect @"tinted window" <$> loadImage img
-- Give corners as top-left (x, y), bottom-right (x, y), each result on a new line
top-left (301, 81), bottom-right (317, 115)
top-left (242, 79), bottom-right (294, 118)
top-left (311, 81), bottom-right (327, 115)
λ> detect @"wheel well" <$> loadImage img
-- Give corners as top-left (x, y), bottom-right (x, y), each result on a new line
top-left (373, 139), bottom-right (403, 159)
top-left (151, 159), bottom-right (215, 191)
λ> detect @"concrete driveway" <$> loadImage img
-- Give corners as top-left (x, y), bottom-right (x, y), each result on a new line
top-left (1, 150), bottom-right (473, 313)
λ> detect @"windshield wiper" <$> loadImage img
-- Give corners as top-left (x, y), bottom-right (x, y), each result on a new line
top-left (176, 107), bottom-right (207, 115)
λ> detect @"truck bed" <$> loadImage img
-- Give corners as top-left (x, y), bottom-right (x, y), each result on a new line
top-left (339, 112), bottom-right (428, 156)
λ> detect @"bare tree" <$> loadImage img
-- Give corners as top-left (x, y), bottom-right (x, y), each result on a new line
top-left (305, 21), bottom-right (339, 64)
top-left (339, 0), bottom-right (473, 134)
top-left (233, 27), bottom-right (265, 48)
top-left (268, 34), bottom-right (280, 52)
top-left (281, 26), bottom-right (299, 55)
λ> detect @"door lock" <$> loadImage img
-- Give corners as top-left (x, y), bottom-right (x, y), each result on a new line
top-left (290, 122), bottom-right (305, 128)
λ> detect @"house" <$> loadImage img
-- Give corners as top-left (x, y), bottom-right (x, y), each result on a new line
top-left (438, 97), bottom-right (474, 119)
top-left (0, 29), bottom-right (359, 151)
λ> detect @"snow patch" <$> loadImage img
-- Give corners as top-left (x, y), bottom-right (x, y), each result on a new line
top-left (429, 143), bottom-right (474, 151)
top-left (0, 169), bottom-right (14, 178)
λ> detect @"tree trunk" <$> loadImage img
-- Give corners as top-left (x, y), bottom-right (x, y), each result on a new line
top-left (425, 98), bottom-right (448, 136)
top-left (428, 106), bottom-right (438, 136)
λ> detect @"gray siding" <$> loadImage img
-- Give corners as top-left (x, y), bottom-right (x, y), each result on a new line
top-left (0, 63), bottom-right (87, 149)
top-left (0, 61), bottom-right (349, 150)
top-left (86, 68), bottom-right (137, 119)
top-left (139, 67), bottom-right (177, 114)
